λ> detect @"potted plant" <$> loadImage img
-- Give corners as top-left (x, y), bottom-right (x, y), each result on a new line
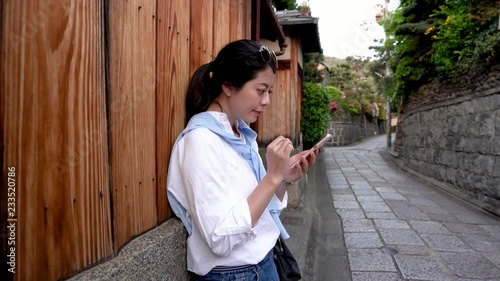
top-left (298, 3), bottom-right (310, 16)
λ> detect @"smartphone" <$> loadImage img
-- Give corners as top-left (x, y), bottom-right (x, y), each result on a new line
top-left (290, 134), bottom-right (332, 167)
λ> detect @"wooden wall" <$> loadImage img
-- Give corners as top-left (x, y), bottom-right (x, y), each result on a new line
top-left (257, 37), bottom-right (302, 146)
top-left (0, 0), bottom-right (251, 280)
top-left (1, 1), bottom-right (113, 280)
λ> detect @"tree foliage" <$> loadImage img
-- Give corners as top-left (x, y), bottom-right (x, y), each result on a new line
top-left (303, 52), bottom-right (326, 83)
top-left (272, 0), bottom-right (297, 10)
top-left (372, 0), bottom-right (500, 104)
top-left (326, 57), bottom-right (386, 120)
top-left (431, 0), bottom-right (500, 73)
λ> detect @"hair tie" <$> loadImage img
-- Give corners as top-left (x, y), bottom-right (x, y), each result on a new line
top-left (208, 61), bottom-right (215, 78)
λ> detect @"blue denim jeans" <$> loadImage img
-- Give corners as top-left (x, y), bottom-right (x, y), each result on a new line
top-left (193, 250), bottom-right (279, 281)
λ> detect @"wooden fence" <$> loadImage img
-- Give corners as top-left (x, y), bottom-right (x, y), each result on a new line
top-left (0, 0), bottom-right (252, 280)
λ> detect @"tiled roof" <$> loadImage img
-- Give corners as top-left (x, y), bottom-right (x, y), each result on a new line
top-left (276, 10), bottom-right (322, 53)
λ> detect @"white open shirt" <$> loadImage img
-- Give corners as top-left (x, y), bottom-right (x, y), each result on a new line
top-left (167, 112), bottom-right (288, 276)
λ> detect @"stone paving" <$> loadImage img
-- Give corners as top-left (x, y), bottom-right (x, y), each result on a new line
top-left (323, 135), bottom-right (500, 281)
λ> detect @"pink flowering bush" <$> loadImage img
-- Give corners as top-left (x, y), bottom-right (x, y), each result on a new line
top-left (329, 102), bottom-right (338, 111)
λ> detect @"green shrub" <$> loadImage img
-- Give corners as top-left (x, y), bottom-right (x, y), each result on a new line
top-left (376, 0), bottom-right (499, 103)
top-left (301, 83), bottom-right (330, 147)
top-left (431, 0), bottom-right (499, 75)
top-left (324, 86), bottom-right (343, 100)
top-left (331, 95), bottom-right (362, 117)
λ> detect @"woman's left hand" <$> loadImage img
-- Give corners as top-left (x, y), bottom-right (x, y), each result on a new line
top-left (283, 148), bottom-right (318, 183)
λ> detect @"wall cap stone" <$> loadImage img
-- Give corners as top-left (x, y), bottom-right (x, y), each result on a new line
top-left (401, 86), bottom-right (500, 121)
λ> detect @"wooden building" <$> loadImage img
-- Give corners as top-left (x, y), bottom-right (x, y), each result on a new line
top-left (257, 9), bottom-right (322, 146)
top-left (0, 1), bottom-right (302, 280)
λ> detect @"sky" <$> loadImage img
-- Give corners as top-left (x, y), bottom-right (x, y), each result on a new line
top-left (305, 0), bottom-right (399, 59)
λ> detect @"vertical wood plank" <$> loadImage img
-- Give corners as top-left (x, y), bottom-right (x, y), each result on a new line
top-left (290, 37), bottom-right (301, 145)
top-left (156, 0), bottom-right (191, 223)
top-left (0, 0), bottom-right (7, 278)
top-left (256, 43), bottom-right (305, 145)
top-left (273, 68), bottom-right (289, 136)
top-left (229, 0), bottom-right (247, 41)
top-left (244, 0), bottom-right (252, 39)
top-left (1, 0), bottom-right (112, 280)
top-left (108, 0), bottom-right (157, 251)
top-left (213, 0), bottom-right (230, 56)
top-left (257, 70), bottom-right (289, 144)
top-left (190, 0), bottom-right (214, 76)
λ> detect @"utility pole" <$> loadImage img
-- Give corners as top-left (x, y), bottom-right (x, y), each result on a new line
top-left (386, 100), bottom-right (392, 147)
top-left (383, 0), bottom-right (392, 147)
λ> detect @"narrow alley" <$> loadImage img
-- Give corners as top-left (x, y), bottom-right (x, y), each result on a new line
top-left (283, 135), bottom-right (500, 281)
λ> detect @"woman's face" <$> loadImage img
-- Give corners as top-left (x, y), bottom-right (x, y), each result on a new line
top-left (226, 67), bottom-right (275, 124)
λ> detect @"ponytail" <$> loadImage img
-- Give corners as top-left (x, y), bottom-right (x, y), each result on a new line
top-left (185, 63), bottom-right (212, 125)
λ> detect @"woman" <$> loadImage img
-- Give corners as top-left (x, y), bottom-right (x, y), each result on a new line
top-left (167, 39), bottom-right (317, 280)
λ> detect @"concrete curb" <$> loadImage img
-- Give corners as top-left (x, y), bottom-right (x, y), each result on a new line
top-left (383, 149), bottom-right (500, 217)
top-left (281, 151), bottom-right (351, 281)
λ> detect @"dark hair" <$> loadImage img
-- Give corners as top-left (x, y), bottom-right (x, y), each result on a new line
top-left (185, 39), bottom-right (277, 124)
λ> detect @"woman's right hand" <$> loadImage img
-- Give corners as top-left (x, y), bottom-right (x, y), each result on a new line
top-left (265, 136), bottom-right (294, 185)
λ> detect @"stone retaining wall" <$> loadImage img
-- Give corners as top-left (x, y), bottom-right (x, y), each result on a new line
top-left (397, 63), bottom-right (500, 214)
top-left (326, 110), bottom-right (385, 146)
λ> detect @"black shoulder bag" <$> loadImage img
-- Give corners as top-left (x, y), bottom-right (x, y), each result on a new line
top-left (273, 237), bottom-right (302, 281)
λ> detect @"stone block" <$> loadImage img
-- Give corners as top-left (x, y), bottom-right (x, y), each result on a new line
top-left (345, 233), bottom-right (383, 248)
top-left (441, 252), bottom-right (500, 279)
top-left (455, 152), bottom-right (465, 169)
top-left (441, 150), bottom-right (455, 166)
top-left (447, 116), bottom-right (459, 135)
top-left (366, 212), bottom-right (397, 219)
top-left (394, 255), bottom-right (452, 281)
top-left (455, 137), bottom-right (465, 151)
top-left (408, 221), bottom-right (451, 235)
top-left (495, 109), bottom-right (500, 135)
top-left (343, 219), bottom-right (376, 232)
top-left (493, 157), bottom-right (500, 177)
top-left (360, 201), bottom-right (392, 213)
top-left (335, 209), bottom-right (366, 220)
top-left (438, 166), bottom-right (447, 181)
top-left (473, 95), bottom-right (500, 113)
top-left (351, 272), bottom-right (402, 281)
top-left (466, 154), bottom-right (481, 174)
top-left (457, 116), bottom-right (471, 135)
top-left (477, 112), bottom-right (495, 137)
top-left (466, 115), bottom-right (480, 136)
top-left (379, 229), bottom-right (425, 245)
top-left (444, 137), bottom-right (455, 150)
top-left (478, 155), bottom-right (495, 176)
top-left (445, 168), bottom-right (457, 184)
top-left (462, 100), bottom-right (474, 115)
top-left (373, 219), bottom-right (410, 229)
top-left (459, 234), bottom-right (500, 253)
top-left (490, 137), bottom-right (500, 155)
top-left (348, 249), bottom-right (397, 272)
top-left (463, 138), bottom-right (479, 153)
top-left (379, 193), bottom-right (408, 200)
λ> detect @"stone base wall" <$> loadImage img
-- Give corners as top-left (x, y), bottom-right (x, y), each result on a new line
top-left (67, 219), bottom-right (189, 281)
top-left (326, 110), bottom-right (385, 147)
top-left (397, 64), bottom-right (500, 214)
